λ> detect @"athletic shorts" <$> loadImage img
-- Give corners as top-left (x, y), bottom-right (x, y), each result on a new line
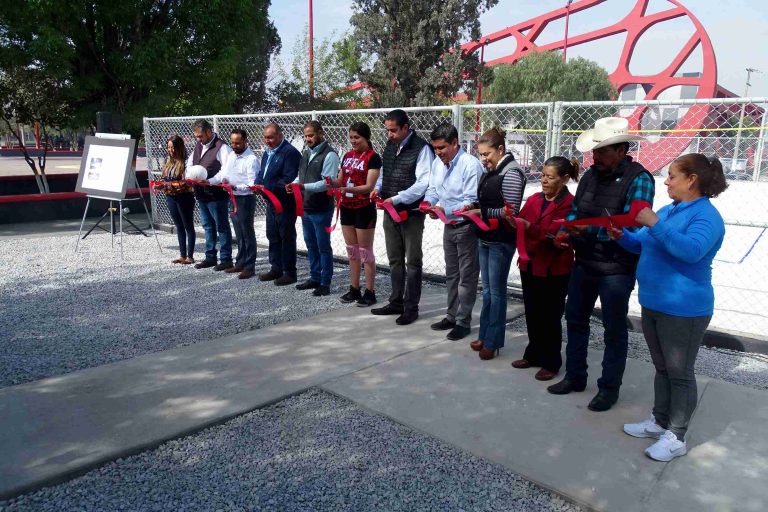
top-left (340, 203), bottom-right (377, 230)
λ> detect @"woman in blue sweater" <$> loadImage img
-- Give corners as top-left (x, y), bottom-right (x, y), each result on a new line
top-left (609, 153), bottom-right (727, 462)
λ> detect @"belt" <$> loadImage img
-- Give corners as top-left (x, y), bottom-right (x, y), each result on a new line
top-left (445, 220), bottom-right (471, 228)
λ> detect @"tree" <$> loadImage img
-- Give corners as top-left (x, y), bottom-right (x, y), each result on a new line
top-left (485, 51), bottom-right (616, 104)
top-left (0, 1), bottom-right (280, 136)
top-left (269, 27), bottom-right (367, 111)
top-left (350, 0), bottom-right (499, 107)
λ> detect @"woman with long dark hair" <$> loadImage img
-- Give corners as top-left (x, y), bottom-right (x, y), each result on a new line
top-left (157, 135), bottom-right (196, 264)
top-left (335, 122), bottom-right (382, 307)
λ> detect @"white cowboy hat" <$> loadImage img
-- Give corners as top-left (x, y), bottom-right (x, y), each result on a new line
top-left (575, 117), bottom-right (646, 153)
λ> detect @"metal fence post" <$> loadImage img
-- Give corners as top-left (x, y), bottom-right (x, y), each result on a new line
top-left (312, 111), bottom-right (318, 121)
top-left (551, 101), bottom-right (564, 157)
top-left (213, 115), bottom-right (218, 135)
top-left (752, 103), bottom-right (768, 181)
top-left (452, 104), bottom-right (462, 140)
top-left (544, 103), bottom-right (554, 160)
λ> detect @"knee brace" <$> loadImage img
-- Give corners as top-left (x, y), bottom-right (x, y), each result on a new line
top-left (346, 244), bottom-right (360, 261)
top-left (359, 245), bottom-right (375, 264)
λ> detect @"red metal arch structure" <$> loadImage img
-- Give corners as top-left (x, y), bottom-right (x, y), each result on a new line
top-left (461, 0), bottom-right (719, 171)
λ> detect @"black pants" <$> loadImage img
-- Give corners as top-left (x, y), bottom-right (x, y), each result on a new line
top-left (165, 193), bottom-right (196, 258)
top-left (265, 203), bottom-right (297, 277)
top-left (521, 269), bottom-right (570, 372)
top-left (383, 211), bottom-right (425, 314)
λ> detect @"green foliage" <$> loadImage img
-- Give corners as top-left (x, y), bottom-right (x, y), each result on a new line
top-left (485, 51), bottom-right (616, 104)
top-left (350, 0), bottom-right (499, 107)
top-left (0, 1), bottom-right (280, 136)
top-left (269, 26), bottom-right (367, 111)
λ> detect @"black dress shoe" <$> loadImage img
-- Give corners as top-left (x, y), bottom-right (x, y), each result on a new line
top-left (259, 270), bottom-right (282, 281)
top-left (430, 318), bottom-right (455, 331)
top-left (547, 378), bottom-right (587, 395)
top-left (194, 259), bottom-right (217, 269)
top-left (274, 274), bottom-right (297, 286)
top-left (312, 285), bottom-right (330, 296)
top-left (587, 390), bottom-right (619, 412)
top-left (296, 280), bottom-right (320, 290)
top-left (395, 312), bottom-right (418, 325)
top-left (371, 303), bottom-right (403, 316)
top-left (446, 325), bottom-right (470, 340)
top-left (214, 261), bottom-right (234, 271)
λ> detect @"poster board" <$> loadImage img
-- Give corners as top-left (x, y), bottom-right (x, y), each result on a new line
top-left (75, 136), bottom-right (136, 200)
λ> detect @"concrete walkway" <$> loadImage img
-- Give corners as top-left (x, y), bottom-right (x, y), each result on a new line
top-left (1, 292), bottom-right (766, 511)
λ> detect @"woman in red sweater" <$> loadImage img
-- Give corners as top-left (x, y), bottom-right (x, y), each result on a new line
top-left (510, 157), bottom-right (579, 381)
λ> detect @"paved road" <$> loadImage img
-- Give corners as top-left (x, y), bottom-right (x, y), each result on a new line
top-left (0, 157), bottom-right (148, 177)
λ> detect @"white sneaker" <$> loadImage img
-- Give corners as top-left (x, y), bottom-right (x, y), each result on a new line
top-left (645, 430), bottom-right (687, 462)
top-left (623, 416), bottom-right (665, 439)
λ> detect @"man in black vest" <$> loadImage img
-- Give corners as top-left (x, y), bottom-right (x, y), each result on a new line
top-left (287, 121), bottom-right (339, 296)
top-left (547, 117), bottom-right (655, 412)
top-left (371, 109), bottom-right (435, 325)
top-left (256, 122), bottom-right (302, 286)
top-left (186, 119), bottom-right (234, 270)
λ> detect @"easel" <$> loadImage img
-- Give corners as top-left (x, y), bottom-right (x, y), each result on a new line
top-left (74, 134), bottom-right (162, 259)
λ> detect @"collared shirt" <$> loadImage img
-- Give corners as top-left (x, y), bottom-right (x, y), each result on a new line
top-left (424, 148), bottom-right (481, 221)
top-left (262, 138), bottom-right (287, 179)
top-left (209, 147), bottom-right (259, 195)
top-left (291, 140), bottom-right (341, 192)
top-left (185, 134), bottom-right (232, 168)
top-left (374, 130), bottom-right (434, 205)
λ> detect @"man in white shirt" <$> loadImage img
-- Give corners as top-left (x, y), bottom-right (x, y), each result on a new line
top-left (423, 123), bottom-right (482, 340)
top-left (371, 109), bottom-right (435, 325)
top-left (187, 119), bottom-right (234, 270)
top-left (208, 129), bottom-right (259, 279)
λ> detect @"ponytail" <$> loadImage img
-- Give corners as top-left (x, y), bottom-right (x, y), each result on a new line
top-left (544, 156), bottom-right (580, 182)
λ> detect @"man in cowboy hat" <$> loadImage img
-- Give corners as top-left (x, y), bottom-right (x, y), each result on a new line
top-left (547, 117), bottom-right (655, 412)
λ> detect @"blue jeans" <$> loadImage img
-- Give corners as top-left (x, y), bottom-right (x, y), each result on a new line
top-left (565, 264), bottom-right (636, 390)
top-left (478, 241), bottom-right (515, 350)
top-left (197, 199), bottom-right (232, 263)
top-left (302, 209), bottom-right (334, 286)
top-left (232, 195), bottom-right (257, 272)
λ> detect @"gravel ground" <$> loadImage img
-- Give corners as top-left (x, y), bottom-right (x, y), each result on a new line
top-left (507, 316), bottom-right (768, 390)
top-left (0, 233), bottom-right (398, 388)
top-left (0, 389), bottom-right (582, 512)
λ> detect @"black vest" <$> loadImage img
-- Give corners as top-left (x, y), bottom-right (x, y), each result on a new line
top-left (477, 155), bottom-right (525, 244)
top-left (572, 158), bottom-right (653, 275)
top-left (192, 134), bottom-right (229, 202)
top-left (298, 142), bottom-right (336, 212)
top-left (381, 132), bottom-right (431, 212)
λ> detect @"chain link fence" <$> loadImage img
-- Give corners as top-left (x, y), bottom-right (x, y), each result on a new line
top-left (144, 97), bottom-right (768, 338)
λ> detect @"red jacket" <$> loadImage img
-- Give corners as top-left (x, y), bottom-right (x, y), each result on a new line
top-left (517, 190), bottom-right (574, 277)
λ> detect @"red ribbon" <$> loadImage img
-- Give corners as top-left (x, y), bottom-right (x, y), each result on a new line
top-left (377, 199), bottom-right (408, 223)
top-left (420, 201), bottom-right (456, 225)
top-left (152, 179), bottom-right (237, 216)
top-left (325, 188), bottom-right (344, 233)
top-left (513, 217), bottom-right (530, 262)
top-left (289, 183), bottom-right (304, 217)
top-left (557, 201), bottom-right (650, 229)
top-left (452, 209), bottom-right (499, 231)
top-left (250, 185), bottom-right (284, 214)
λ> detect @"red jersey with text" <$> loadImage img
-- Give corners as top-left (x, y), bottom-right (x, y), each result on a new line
top-left (339, 148), bottom-right (382, 209)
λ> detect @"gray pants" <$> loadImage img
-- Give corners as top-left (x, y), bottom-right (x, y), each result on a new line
top-left (642, 307), bottom-right (711, 440)
top-left (443, 223), bottom-right (479, 327)
top-left (383, 212), bottom-right (425, 314)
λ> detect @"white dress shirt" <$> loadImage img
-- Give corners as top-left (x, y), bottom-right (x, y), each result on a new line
top-left (424, 148), bottom-right (481, 222)
top-left (209, 147), bottom-right (259, 195)
top-left (185, 134), bottom-right (233, 169)
top-left (375, 131), bottom-right (434, 205)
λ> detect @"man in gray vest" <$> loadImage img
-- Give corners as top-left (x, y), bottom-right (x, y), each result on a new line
top-left (186, 119), bottom-right (233, 270)
top-left (371, 109), bottom-right (435, 325)
top-left (287, 121), bottom-right (340, 296)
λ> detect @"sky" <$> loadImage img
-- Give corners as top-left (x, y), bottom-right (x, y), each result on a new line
top-left (269, 0), bottom-right (768, 98)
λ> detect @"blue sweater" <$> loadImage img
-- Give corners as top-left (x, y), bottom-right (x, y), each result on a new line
top-left (618, 197), bottom-right (725, 317)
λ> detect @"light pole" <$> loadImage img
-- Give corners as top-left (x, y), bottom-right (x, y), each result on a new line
top-left (563, 0), bottom-right (573, 62)
top-left (732, 67), bottom-right (761, 172)
top-left (475, 39), bottom-right (489, 142)
top-left (309, 0), bottom-right (314, 102)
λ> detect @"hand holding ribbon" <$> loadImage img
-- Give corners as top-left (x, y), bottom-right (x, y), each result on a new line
top-left (250, 185), bottom-right (284, 214)
top-left (285, 183), bottom-right (304, 217)
top-left (452, 207), bottom-right (498, 231)
top-left (420, 201), bottom-right (456, 225)
top-left (377, 198), bottom-right (407, 223)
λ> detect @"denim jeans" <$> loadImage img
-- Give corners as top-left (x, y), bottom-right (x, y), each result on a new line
top-left (564, 264), bottom-right (635, 390)
top-left (478, 241), bottom-right (515, 350)
top-left (165, 193), bottom-right (196, 258)
top-left (642, 307), bottom-right (711, 440)
top-left (231, 195), bottom-right (257, 272)
top-left (265, 203), bottom-right (297, 277)
top-left (197, 199), bottom-right (232, 263)
top-left (302, 209), bottom-right (334, 286)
